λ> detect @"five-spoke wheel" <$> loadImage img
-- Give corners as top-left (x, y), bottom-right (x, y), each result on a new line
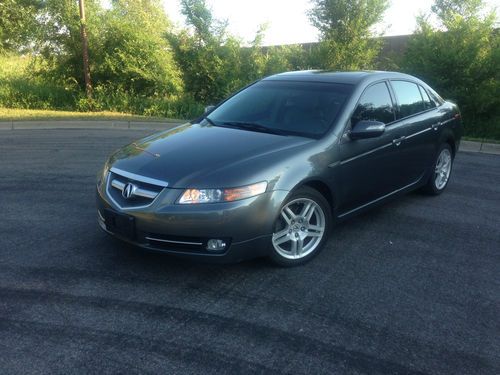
top-left (423, 143), bottom-right (454, 195)
top-left (270, 187), bottom-right (331, 266)
top-left (434, 147), bottom-right (452, 190)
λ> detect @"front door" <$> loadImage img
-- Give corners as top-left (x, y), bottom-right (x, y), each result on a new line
top-left (337, 81), bottom-right (408, 214)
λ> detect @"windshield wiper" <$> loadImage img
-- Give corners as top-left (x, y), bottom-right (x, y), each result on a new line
top-left (218, 121), bottom-right (287, 135)
top-left (205, 116), bottom-right (217, 126)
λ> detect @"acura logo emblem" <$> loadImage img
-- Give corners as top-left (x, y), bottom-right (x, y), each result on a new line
top-left (122, 183), bottom-right (137, 199)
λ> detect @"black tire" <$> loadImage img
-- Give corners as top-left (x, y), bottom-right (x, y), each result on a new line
top-left (269, 186), bottom-right (332, 267)
top-left (422, 143), bottom-right (454, 195)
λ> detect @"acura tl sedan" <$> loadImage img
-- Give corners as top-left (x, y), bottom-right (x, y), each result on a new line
top-left (96, 71), bottom-right (462, 266)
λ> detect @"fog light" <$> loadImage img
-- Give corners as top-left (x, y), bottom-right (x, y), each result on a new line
top-left (207, 239), bottom-right (226, 251)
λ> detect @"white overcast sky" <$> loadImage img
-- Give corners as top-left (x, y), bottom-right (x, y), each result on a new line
top-left (161, 1), bottom-right (497, 46)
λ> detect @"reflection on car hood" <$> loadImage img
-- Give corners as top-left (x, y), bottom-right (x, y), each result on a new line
top-left (110, 123), bottom-right (313, 188)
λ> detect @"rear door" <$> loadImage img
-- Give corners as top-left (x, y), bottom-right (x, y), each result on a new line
top-left (338, 81), bottom-right (408, 214)
top-left (389, 80), bottom-right (440, 183)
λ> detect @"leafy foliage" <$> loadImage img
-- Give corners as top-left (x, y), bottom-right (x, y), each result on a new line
top-left (0, 0), bottom-right (498, 139)
top-left (0, 54), bottom-right (75, 110)
top-left (0, 0), bottom-right (40, 52)
top-left (168, 0), bottom-right (245, 103)
top-left (32, 0), bottom-right (182, 96)
top-left (94, 0), bottom-right (183, 96)
top-left (308, 0), bottom-right (389, 69)
top-left (168, 1), bottom-right (309, 104)
top-left (402, 0), bottom-right (499, 138)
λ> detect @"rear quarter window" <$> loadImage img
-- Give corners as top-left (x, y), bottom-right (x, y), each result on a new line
top-left (419, 85), bottom-right (436, 110)
top-left (427, 87), bottom-right (445, 106)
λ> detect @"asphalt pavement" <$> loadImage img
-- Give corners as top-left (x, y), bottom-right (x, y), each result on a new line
top-left (0, 128), bottom-right (499, 374)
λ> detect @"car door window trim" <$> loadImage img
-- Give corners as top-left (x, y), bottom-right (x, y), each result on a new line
top-left (389, 79), bottom-right (428, 120)
top-left (340, 79), bottom-right (397, 142)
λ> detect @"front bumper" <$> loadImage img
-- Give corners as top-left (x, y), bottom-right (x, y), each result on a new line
top-left (96, 184), bottom-right (288, 262)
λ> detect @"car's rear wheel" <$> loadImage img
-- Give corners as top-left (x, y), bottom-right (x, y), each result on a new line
top-left (269, 186), bottom-right (331, 266)
top-left (423, 143), bottom-right (454, 195)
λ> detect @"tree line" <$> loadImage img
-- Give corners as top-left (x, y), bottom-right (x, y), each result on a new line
top-left (0, 0), bottom-right (498, 138)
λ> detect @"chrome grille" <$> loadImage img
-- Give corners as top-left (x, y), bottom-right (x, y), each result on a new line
top-left (106, 167), bottom-right (167, 209)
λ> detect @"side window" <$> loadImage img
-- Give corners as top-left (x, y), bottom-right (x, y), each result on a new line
top-left (391, 80), bottom-right (425, 118)
top-left (351, 82), bottom-right (395, 125)
top-left (419, 85), bottom-right (436, 110)
top-left (427, 87), bottom-right (444, 106)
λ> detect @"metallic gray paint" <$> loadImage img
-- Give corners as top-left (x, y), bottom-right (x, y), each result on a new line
top-left (97, 70), bottom-right (462, 261)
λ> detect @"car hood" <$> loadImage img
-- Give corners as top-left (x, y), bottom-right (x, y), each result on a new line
top-left (109, 123), bottom-right (314, 188)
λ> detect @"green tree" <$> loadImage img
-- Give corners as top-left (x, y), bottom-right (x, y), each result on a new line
top-left (95, 0), bottom-right (182, 96)
top-left (308, 0), bottom-right (389, 70)
top-left (31, 0), bottom-right (182, 98)
top-left (168, 0), bottom-right (240, 103)
top-left (403, 0), bottom-right (499, 138)
top-left (0, 0), bottom-right (40, 53)
top-left (32, 0), bottom-right (103, 88)
top-left (168, 0), bottom-right (300, 104)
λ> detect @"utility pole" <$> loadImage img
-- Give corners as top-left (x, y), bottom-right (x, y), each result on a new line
top-left (78, 0), bottom-right (92, 99)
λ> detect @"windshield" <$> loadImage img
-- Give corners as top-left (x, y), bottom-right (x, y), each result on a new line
top-left (206, 80), bottom-right (353, 138)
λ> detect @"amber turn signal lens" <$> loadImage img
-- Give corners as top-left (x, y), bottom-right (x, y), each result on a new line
top-left (223, 182), bottom-right (267, 202)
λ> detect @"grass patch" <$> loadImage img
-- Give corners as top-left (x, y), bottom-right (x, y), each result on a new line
top-left (0, 107), bottom-right (183, 122)
top-left (0, 54), bottom-right (203, 120)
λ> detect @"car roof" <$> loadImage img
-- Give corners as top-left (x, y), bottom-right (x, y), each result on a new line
top-left (263, 70), bottom-right (420, 86)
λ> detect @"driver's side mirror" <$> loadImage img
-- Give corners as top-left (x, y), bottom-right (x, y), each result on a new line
top-left (204, 105), bottom-right (215, 114)
top-left (350, 120), bottom-right (386, 140)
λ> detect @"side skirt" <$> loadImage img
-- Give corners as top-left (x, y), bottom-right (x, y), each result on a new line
top-left (335, 178), bottom-right (426, 223)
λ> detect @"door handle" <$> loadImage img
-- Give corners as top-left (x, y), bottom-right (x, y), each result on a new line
top-left (392, 136), bottom-right (406, 146)
top-left (432, 122), bottom-right (441, 131)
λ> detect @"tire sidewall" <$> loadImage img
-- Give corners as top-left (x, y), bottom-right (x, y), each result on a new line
top-left (429, 143), bottom-right (454, 195)
top-left (269, 186), bottom-right (332, 267)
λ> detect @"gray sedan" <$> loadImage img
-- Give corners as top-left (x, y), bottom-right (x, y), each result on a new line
top-left (96, 71), bottom-right (462, 266)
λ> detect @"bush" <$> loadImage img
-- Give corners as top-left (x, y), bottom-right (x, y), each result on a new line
top-left (401, 0), bottom-right (499, 139)
top-left (76, 85), bottom-right (204, 119)
top-left (0, 54), bottom-right (203, 120)
top-left (0, 54), bottom-right (77, 110)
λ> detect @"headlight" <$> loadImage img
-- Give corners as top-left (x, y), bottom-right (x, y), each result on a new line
top-left (178, 181), bottom-right (267, 204)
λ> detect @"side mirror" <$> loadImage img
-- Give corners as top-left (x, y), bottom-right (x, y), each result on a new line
top-left (204, 105), bottom-right (215, 114)
top-left (350, 120), bottom-right (385, 140)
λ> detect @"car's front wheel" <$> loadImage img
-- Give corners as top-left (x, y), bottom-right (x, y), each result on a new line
top-left (269, 186), bottom-right (332, 267)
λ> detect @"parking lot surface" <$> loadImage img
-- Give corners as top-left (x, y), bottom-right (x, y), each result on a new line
top-left (0, 128), bottom-right (499, 374)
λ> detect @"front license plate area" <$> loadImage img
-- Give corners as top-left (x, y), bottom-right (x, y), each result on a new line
top-left (104, 209), bottom-right (136, 240)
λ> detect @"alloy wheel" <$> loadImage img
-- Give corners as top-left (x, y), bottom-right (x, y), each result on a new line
top-left (434, 148), bottom-right (452, 190)
top-left (272, 198), bottom-right (326, 260)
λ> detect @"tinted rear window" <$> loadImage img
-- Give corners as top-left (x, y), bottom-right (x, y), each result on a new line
top-left (391, 80), bottom-right (425, 118)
